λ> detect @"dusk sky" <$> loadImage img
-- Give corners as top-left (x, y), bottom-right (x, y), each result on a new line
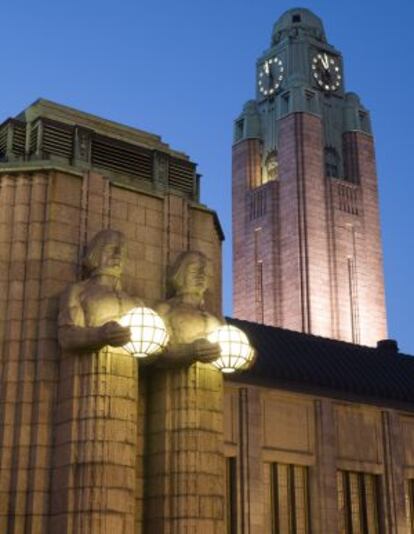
top-left (3, 0), bottom-right (414, 353)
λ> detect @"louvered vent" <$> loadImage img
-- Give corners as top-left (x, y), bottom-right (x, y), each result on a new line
top-left (42, 119), bottom-right (73, 159)
top-left (0, 123), bottom-right (8, 160)
top-left (12, 121), bottom-right (26, 156)
top-left (168, 157), bottom-right (195, 196)
top-left (91, 134), bottom-right (153, 180)
top-left (336, 181), bottom-right (361, 216)
top-left (29, 120), bottom-right (40, 155)
top-left (0, 112), bottom-right (197, 199)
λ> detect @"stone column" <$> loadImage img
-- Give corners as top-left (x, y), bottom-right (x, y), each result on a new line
top-left (312, 399), bottom-right (338, 534)
top-left (145, 363), bottom-right (225, 533)
top-left (50, 348), bottom-right (138, 533)
top-left (0, 173), bottom-right (61, 534)
top-left (238, 387), bottom-right (265, 534)
top-left (381, 410), bottom-right (410, 534)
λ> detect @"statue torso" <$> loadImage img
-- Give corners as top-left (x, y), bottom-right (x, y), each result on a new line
top-left (161, 300), bottom-right (221, 344)
top-left (79, 282), bottom-right (141, 327)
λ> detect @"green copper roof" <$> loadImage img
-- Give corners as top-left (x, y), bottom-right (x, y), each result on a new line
top-left (272, 7), bottom-right (326, 45)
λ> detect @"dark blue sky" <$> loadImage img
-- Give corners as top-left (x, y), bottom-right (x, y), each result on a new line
top-left (3, 0), bottom-right (414, 353)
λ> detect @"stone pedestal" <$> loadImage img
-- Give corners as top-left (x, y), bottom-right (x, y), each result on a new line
top-left (146, 363), bottom-right (225, 534)
top-left (50, 348), bottom-right (138, 533)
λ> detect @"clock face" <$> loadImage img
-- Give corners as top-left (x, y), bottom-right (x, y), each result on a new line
top-left (258, 56), bottom-right (284, 97)
top-left (312, 52), bottom-right (341, 92)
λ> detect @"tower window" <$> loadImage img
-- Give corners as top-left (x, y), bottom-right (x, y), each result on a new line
top-left (248, 188), bottom-right (267, 219)
top-left (359, 111), bottom-right (370, 133)
top-left (292, 14), bottom-right (301, 23)
top-left (263, 150), bottom-right (279, 183)
top-left (281, 92), bottom-right (290, 115)
top-left (234, 119), bottom-right (244, 142)
top-left (305, 90), bottom-right (317, 114)
top-left (325, 146), bottom-right (340, 178)
top-left (327, 163), bottom-right (338, 178)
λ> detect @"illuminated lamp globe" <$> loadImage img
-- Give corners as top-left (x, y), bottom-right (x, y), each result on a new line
top-left (207, 325), bottom-right (254, 373)
top-left (118, 307), bottom-right (169, 358)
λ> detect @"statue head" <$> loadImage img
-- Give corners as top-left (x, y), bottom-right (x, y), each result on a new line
top-left (83, 229), bottom-right (126, 278)
top-left (169, 251), bottom-right (208, 298)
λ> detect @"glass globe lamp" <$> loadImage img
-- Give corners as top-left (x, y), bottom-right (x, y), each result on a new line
top-left (119, 307), bottom-right (169, 358)
top-left (207, 325), bottom-right (254, 373)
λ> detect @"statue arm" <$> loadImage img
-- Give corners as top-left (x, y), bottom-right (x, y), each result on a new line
top-left (59, 325), bottom-right (109, 352)
top-left (58, 284), bottom-right (130, 352)
top-left (163, 339), bottom-right (220, 366)
top-left (154, 303), bottom-right (221, 367)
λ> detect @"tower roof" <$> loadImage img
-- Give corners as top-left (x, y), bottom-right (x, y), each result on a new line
top-left (272, 8), bottom-right (326, 45)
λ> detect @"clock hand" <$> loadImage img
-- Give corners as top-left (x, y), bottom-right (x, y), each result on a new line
top-left (322, 53), bottom-right (329, 70)
top-left (264, 61), bottom-right (269, 75)
top-left (268, 64), bottom-right (274, 83)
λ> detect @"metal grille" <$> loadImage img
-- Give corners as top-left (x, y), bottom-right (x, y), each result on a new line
top-left (11, 121), bottom-right (26, 156)
top-left (0, 122), bottom-right (8, 159)
top-left (268, 463), bottom-right (311, 534)
top-left (337, 471), bottom-right (382, 534)
top-left (168, 157), bottom-right (195, 195)
top-left (92, 134), bottom-right (153, 180)
top-left (336, 181), bottom-right (360, 216)
top-left (248, 187), bottom-right (267, 220)
top-left (29, 120), bottom-right (40, 155)
top-left (42, 119), bottom-right (73, 159)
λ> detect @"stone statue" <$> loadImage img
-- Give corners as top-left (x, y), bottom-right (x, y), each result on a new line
top-left (54, 229), bottom-right (143, 531)
top-left (156, 250), bottom-right (222, 366)
top-left (147, 251), bottom-right (225, 532)
top-left (58, 229), bottom-right (141, 351)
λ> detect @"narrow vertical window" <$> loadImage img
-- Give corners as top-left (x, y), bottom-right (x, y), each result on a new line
top-left (347, 256), bottom-right (360, 344)
top-left (325, 146), bottom-right (340, 178)
top-left (282, 93), bottom-right (290, 115)
top-left (226, 457), bottom-right (237, 534)
top-left (254, 228), bottom-right (264, 323)
top-left (256, 261), bottom-right (264, 323)
top-left (337, 470), bottom-right (382, 533)
top-left (234, 119), bottom-right (244, 142)
top-left (359, 111), bottom-right (370, 133)
top-left (270, 463), bottom-right (311, 533)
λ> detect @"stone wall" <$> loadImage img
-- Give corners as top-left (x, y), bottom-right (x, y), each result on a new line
top-left (0, 167), bottom-right (224, 533)
top-left (224, 382), bottom-right (414, 533)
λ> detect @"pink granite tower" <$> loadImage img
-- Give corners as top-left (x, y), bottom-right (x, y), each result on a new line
top-left (232, 8), bottom-right (387, 346)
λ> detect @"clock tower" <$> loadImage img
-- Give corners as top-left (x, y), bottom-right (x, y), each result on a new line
top-left (232, 8), bottom-right (387, 346)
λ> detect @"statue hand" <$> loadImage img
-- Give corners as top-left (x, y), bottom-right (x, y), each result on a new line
top-left (100, 321), bottom-right (131, 347)
top-left (193, 338), bottom-right (221, 363)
